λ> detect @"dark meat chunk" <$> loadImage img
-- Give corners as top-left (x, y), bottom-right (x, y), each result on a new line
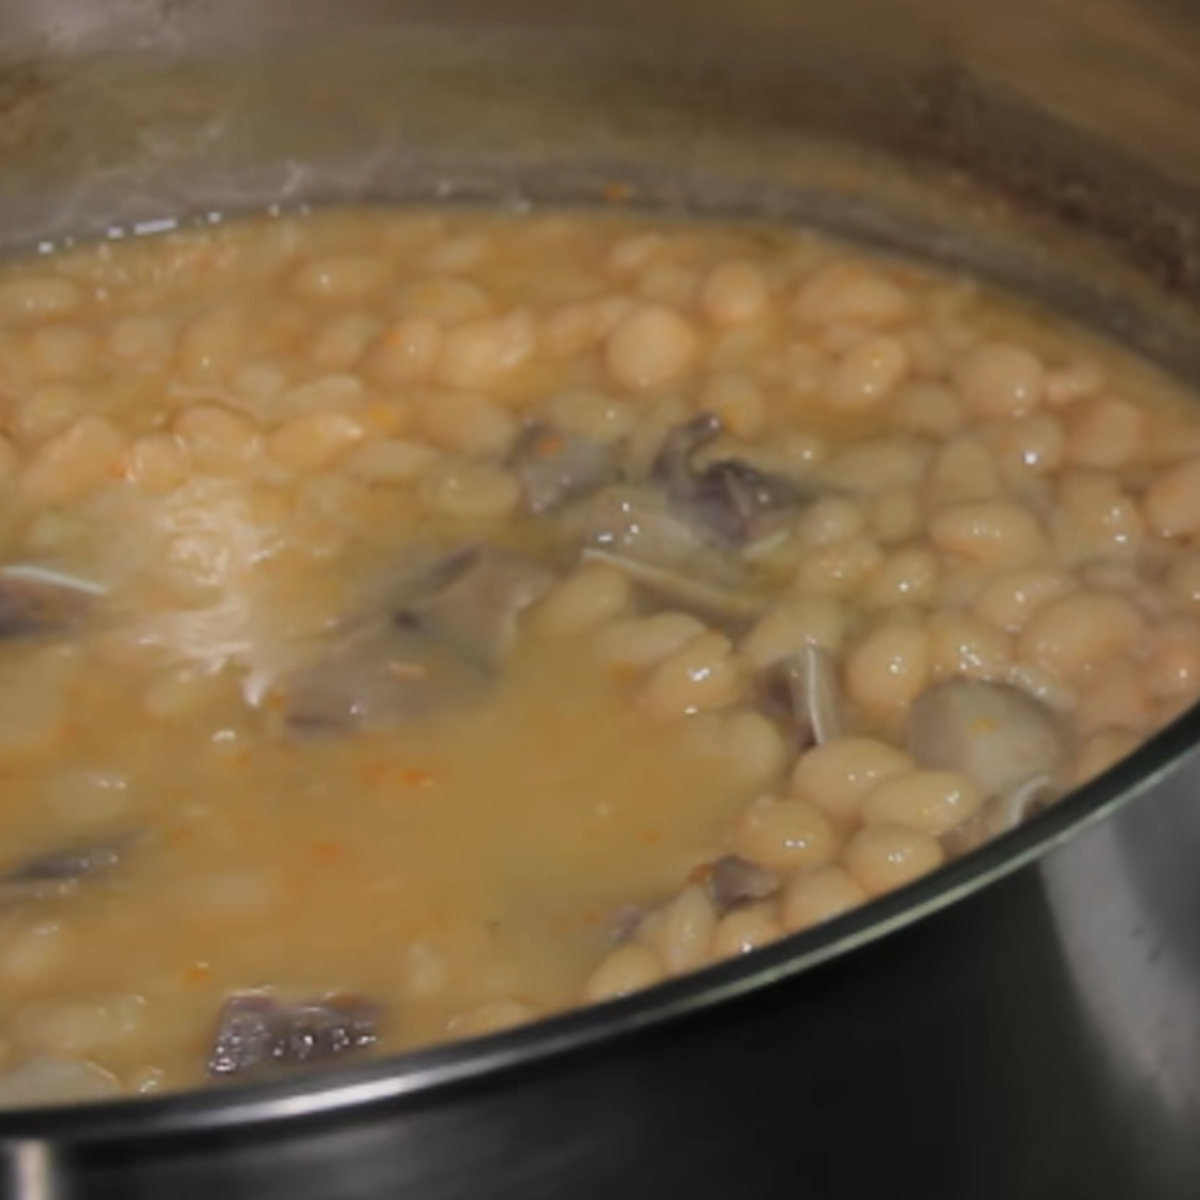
top-left (275, 546), bottom-right (553, 738)
top-left (944, 773), bottom-right (1060, 857)
top-left (206, 994), bottom-right (277, 1079)
top-left (0, 566), bottom-right (100, 641)
top-left (652, 414), bottom-right (816, 545)
top-left (392, 546), bottom-right (554, 670)
top-left (0, 835), bottom-right (134, 901)
top-left (652, 413), bottom-right (725, 498)
top-left (906, 678), bottom-right (1067, 798)
top-left (558, 485), bottom-right (716, 566)
top-left (512, 424), bottom-right (618, 514)
top-left (703, 855), bottom-right (782, 915)
top-left (606, 904), bottom-right (645, 946)
top-left (207, 992), bottom-right (381, 1080)
top-left (761, 645), bottom-right (843, 751)
top-left (278, 625), bottom-right (489, 737)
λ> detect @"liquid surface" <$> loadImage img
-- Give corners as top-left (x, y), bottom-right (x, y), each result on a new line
top-left (0, 207), bottom-right (1198, 1105)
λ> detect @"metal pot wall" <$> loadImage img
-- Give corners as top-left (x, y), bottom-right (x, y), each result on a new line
top-left (3, 2), bottom-right (1200, 1197)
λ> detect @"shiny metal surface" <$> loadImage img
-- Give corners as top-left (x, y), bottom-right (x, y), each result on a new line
top-left (2, 2), bottom-right (1200, 1196)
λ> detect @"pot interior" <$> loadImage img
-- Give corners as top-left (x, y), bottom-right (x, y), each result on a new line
top-left (0, 0), bottom-right (1199, 1128)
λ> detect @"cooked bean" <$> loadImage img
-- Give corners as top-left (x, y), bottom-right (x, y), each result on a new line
top-left (927, 612), bottom-right (1014, 680)
top-left (1071, 727), bottom-right (1144, 787)
top-left (419, 463), bottom-right (522, 519)
top-left (711, 902), bottom-right (783, 958)
top-left (1074, 658), bottom-right (1151, 739)
top-left (825, 336), bottom-right (909, 412)
top-left (699, 373), bottom-right (766, 438)
top-left (924, 436), bottom-right (1000, 506)
top-left (734, 797), bottom-right (840, 873)
top-left (1065, 396), bottom-right (1145, 468)
top-left (655, 885), bottom-right (717, 975)
top-left (859, 769), bottom-right (986, 837)
top-left (532, 562), bottom-right (632, 639)
top-left (701, 261), bottom-right (769, 326)
top-left (845, 624), bottom-right (932, 712)
top-left (741, 597), bottom-right (846, 668)
top-left (791, 737), bottom-right (915, 822)
top-left (844, 824), bottom-right (945, 897)
top-left (953, 343), bottom-right (1045, 418)
top-left (971, 568), bottom-right (1076, 634)
top-left (435, 311), bottom-right (536, 391)
top-left (795, 265), bottom-right (910, 327)
top-left (293, 256), bottom-right (391, 304)
top-left (1017, 592), bottom-right (1146, 679)
top-left (780, 866), bottom-right (868, 933)
top-left (411, 392), bottom-right (516, 461)
top-left (1146, 456), bottom-right (1200, 537)
top-left (583, 943), bottom-right (666, 1002)
top-left (448, 999), bottom-right (539, 1039)
top-left (20, 417), bottom-right (125, 506)
top-left (930, 501), bottom-right (1048, 569)
top-left (605, 305), bottom-right (699, 391)
top-left (593, 611), bottom-right (706, 670)
top-left (641, 631), bottom-right (743, 719)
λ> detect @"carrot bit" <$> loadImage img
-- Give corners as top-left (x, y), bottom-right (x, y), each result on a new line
top-left (361, 759), bottom-right (392, 788)
top-left (601, 181), bottom-right (633, 205)
top-left (640, 829), bottom-right (663, 846)
top-left (361, 761), bottom-right (439, 792)
top-left (362, 400), bottom-right (407, 435)
top-left (183, 961), bottom-right (211, 985)
top-left (399, 767), bottom-right (437, 788)
top-left (607, 663), bottom-right (640, 683)
top-left (311, 838), bottom-right (348, 864)
top-left (387, 661), bottom-right (428, 682)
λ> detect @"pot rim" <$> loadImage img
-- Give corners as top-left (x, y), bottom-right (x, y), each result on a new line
top-left (4, 699), bottom-right (1197, 1145)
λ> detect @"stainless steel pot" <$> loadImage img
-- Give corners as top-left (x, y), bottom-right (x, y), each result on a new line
top-left (3, 2), bottom-right (1200, 1196)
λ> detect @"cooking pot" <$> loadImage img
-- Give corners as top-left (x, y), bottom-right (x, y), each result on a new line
top-left (3, 2), bottom-right (1200, 1197)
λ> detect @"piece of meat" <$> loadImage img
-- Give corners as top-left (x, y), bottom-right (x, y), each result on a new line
top-left (762, 645), bottom-right (843, 750)
top-left (274, 546), bottom-right (554, 738)
top-left (0, 835), bottom-right (135, 902)
top-left (703, 855), bottom-right (782, 915)
top-left (906, 677), bottom-right (1068, 798)
top-left (558, 484), bottom-right (717, 567)
top-left (279, 622), bottom-right (490, 737)
top-left (512, 424), bottom-right (618, 514)
top-left (652, 414), bottom-right (817, 546)
top-left (207, 992), bottom-right (381, 1080)
top-left (580, 548), bottom-right (769, 626)
top-left (393, 546), bottom-right (554, 670)
top-left (0, 565), bottom-right (102, 641)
